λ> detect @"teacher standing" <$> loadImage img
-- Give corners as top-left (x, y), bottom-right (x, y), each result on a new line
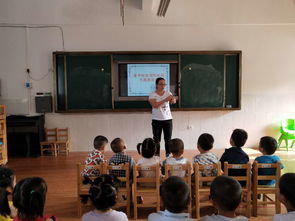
top-left (148, 77), bottom-right (176, 157)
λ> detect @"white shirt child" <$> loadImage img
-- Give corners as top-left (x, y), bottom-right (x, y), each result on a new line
top-left (81, 210), bottom-right (128, 221)
top-left (272, 211), bottom-right (295, 221)
top-left (148, 210), bottom-right (193, 221)
top-left (200, 214), bottom-right (248, 221)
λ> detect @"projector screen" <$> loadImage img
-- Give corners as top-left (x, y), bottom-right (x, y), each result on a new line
top-left (127, 64), bottom-right (170, 96)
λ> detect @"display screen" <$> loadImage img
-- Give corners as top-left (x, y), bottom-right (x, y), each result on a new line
top-left (118, 63), bottom-right (178, 98)
top-left (127, 64), bottom-right (170, 96)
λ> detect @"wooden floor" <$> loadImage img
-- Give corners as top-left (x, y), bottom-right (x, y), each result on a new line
top-left (6, 148), bottom-right (294, 221)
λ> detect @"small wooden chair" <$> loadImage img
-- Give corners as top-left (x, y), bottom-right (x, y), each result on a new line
top-left (55, 128), bottom-right (70, 155)
top-left (252, 161), bottom-right (281, 217)
top-left (77, 163), bottom-right (105, 216)
top-left (164, 163), bottom-right (192, 215)
top-left (40, 128), bottom-right (57, 156)
top-left (105, 163), bottom-right (131, 218)
top-left (223, 162), bottom-right (252, 218)
top-left (194, 162), bottom-right (222, 219)
top-left (132, 164), bottom-right (161, 219)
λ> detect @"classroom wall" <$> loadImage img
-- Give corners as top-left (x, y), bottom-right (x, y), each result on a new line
top-left (1, 0), bottom-right (295, 152)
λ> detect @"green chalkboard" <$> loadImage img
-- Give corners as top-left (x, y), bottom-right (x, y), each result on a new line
top-left (54, 51), bottom-right (241, 111)
top-left (180, 54), bottom-right (225, 108)
top-left (66, 55), bottom-right (112, 109)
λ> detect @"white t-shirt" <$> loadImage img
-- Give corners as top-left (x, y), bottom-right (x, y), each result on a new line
top-left (273, 212), bottom-right (295, 221)
top-left (149, 91), bottom-right (172, 121)
top-left (137, 156), bottom-right (161, 178)
top-left (81, 210), bottom-right (128, 221)
top-left (200, 214), bottom-right (248, 221)
top-left (148, 210), bottom-right (193, 221)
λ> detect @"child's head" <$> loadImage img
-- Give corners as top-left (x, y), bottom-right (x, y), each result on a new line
top-left (0, 167), bottom-right (15, 217)
top-left (13, 177), bottom-right (47, 221)
top-left (93, 135), bottom-right (108, 151)
top-left (210, 175), bottom-right (242, 212)
top-left (89, 174), bottom-right (119, 211)
top-left (160, 176), bottom-right (190, 213)
top-left (279, 173), bottom-right (295, 211)
top-left (110, 138), bottom-right (126, 153)
top-left (230, 129), bottom-right (248, 148)
top-left (137, 138), bottom-right (156, 159)
top-left (197, 133), bottom-right (214, 152)
top-left (259, 136), bottom-right (277, 155)
top-left (168, 138), bottom-right (184, 157)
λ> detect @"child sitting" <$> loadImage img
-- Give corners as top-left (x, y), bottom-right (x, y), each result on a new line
top-left (220, 129), bottom-right (249, 177)
top-left (81, 174), bottom-right (128, 221)
top-left (273, 173), bottom-right (295, 221)
top-left (162, 138), bottom-right (189, 177)
top-left (200, 176), bottom-right (248, 221)
top-left (193, 133), bottom-right (219, 177)
top-left (82, 135), bottom-right (108, 177)
top-left (109, 138), bottom-right (134, 178)
top-left (137, 138), bottom-right (161, 178)
top-left (254, 136), bottom-right (284, 185)
top-left (0, 167), bottom-right (16, 221)
top-left (12, 177), bottom-right (57, 221)
top-left (148, 176), bottom-right (193, 221)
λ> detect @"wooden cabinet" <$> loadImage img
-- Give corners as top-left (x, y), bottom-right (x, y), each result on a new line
top-left (0, 105), bottom-right (8, 165)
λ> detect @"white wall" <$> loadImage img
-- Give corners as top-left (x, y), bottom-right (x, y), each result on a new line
top-left (0, 0), bottom-right (295, 151)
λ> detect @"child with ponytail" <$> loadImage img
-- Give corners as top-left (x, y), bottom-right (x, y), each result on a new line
top-left (81, 174), bottom-right (128, 221)
top-left (12, 177), bottom-right (56, 221)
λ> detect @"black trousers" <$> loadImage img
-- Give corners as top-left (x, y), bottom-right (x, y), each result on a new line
top-left (152, 119), bottom-right (173, 156)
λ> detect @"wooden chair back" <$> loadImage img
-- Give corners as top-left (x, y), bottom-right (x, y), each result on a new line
top-left (40, 128), bottom-right (57, 156)
top-left (164, 163), bottom-right (192, 215)
top-left (223, 162), bottom-right (252, 217)
top-left (252, 161), bottom-right (281, 217)
top-left (55, 128), bottom-right (70, 155)
top-left (133, 164), bottom-right (161, 219)
top-left (194, 162), bottom-right (222, 218)
top-left (77, 163), bottom-right (105, 216)
top-left (105, 163), bottom-right (131, 218)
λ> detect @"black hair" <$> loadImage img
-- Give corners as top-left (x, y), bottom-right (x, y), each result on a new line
top-left (259, 136), bottom-right (278, 155)
top-left (198, 133), bottom-right (214, 151)
top-left (231, 129), bottom-right (248, 148)
top-left (279, 173), bottom-right (295, 209)
top-left (210, 175), bottom-right (242, 211)
top-left (168, 138), bottom-right (184, 155)
top-left (88, 174), bottom-right (121, 211)
top-left (13, 177), bottom-right (47, 221)
top-left (160, 176), bottom-right (190, 213)
top-left (93, 135), bottom-right (108, 150)
top-left (137, 138), bottom-right (156, 159)
top-left (110, 138), bottom-right (124, 153)
top-left (155, 77), bottom-right (165, 85)
top-left (0, 167), bottom-right (15, 218)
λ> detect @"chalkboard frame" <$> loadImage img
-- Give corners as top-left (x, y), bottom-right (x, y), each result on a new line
top-left (53, 51), bottom-right (241, 112)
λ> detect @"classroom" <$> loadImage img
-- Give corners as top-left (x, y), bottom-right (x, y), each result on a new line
top-left (0, 0), bottom-right (295, 221)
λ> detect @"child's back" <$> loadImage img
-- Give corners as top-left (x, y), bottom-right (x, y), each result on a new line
top-left (81, 174), bottom-right (128, 221)
top-left (272, 173), bottom-right (295, 221)
top-left (219, 129), bottom-right (249, 177)
top-left (0, 167), bottom-right (15, 221)
top-left (109, 138), bottom-right (134, 178)
top-left (137, 138), bottom-right (160, 178)
top-left (12, 177), bottom-right (57, 221)
top-left (193, 133), bottom-right (218, 178)
top-left (254, 136), bottom-right (284, 185)
top-left (82, 136), bottom-right (108, 177)
top-left (148, 176), bottom-right (193, 221)
top-left (200, 176), bottom-right (248, 221)
top-left (162, 138), bottom-right (189, 177)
